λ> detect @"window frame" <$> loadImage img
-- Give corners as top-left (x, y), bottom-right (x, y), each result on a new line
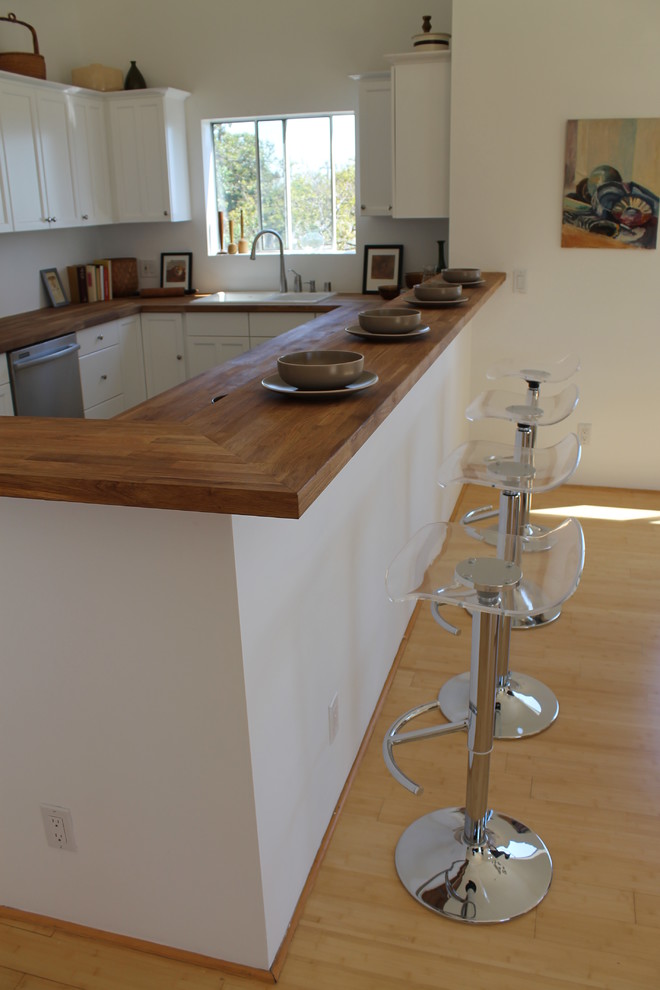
top-left (202, 110), bottom-right (356, 257)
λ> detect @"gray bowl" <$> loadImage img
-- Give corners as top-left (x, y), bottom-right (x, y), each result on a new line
top-left (441, 267), bottom-right (481, 283)
top-left (358, 307), bottom-right (422, 334)
top-left (414, 282), bottom-right (463, 301)
top-left (277, 350), bottom-right (364, 389)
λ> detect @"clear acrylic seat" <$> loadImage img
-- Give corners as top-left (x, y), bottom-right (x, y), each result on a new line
top-left (465, 382), bottom-right (579, 427)
top-left (383, 517), bottom-right (584, 923)
top-left (437, 434), bottom-right (581, 494)
top-left (486, 352), bottom-right (581, 385)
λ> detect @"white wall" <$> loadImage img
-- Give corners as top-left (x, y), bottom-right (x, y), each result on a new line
top-left (0, 0), bottom-right (452, 314)
top-left (449, 0), bottom-right (660, 490)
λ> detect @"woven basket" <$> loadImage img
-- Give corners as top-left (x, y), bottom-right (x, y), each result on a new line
top-left (0, 13), bottom-right (46, 79)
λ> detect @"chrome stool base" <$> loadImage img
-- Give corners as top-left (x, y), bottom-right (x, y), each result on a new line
top-left (438, 670), bottom-right (559, 738)
top-left (395, 807), bottom-right (552, 923)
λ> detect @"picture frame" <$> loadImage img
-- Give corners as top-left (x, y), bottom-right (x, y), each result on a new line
top-left (362, 244), bottom-right (403, 294)
top-left (40, 268), bottom-right (69, 308)
top-left (160, 252), bottom-right (193, 293)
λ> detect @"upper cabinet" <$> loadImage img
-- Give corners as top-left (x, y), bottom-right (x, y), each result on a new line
top-left (353, 73), bottom-right (392, 217)
top-left (69, 93), bottom-right (114, 225)
top-left (385, 51), bottom-right (451, 219)
top-left (0, 70), bottom-right (191, 232)
top-left (105, 89), bottom-right (191, 223)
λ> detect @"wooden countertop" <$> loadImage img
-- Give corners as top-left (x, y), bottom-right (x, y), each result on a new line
top-left (0, 275), bottom-right (505, 517)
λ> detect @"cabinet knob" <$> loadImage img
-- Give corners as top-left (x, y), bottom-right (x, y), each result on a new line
top-left (50, 217), bottom-right (57, 223)
top-left (101, 374), bottom-right (108, 381)
top-left (81, 214), bottom-right (89, 220)
top-left (360, 204), bottom-right (366, 210)
top-left (97, 335), bottom-right (104, 341)
top-left (176, 354), bottom-right (183, 360)
top-left (163, 210), bottom-right (169, 216)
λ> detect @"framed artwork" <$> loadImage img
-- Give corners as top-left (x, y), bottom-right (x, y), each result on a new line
top-left (160, 252), bottom-right (193, 292)
top-left (40, 268), bottom-right (69, 307)
top-left (562, 118), bottom-right (660, 250)
top-left (362, 244), bottom-right (403, 293)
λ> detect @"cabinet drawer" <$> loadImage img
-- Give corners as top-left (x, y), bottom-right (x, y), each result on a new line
top-left (84, 393), bottom-right (125, 419)
top-left (77, 320), bottom-right (120, 356)
top-left (79, 345), bottom-right (122, 408)
top-left (184, 313), bottom-right (249, 338)
top-left (0, 353), bottom-right (9, 386)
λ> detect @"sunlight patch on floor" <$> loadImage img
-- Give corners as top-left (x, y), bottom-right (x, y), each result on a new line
top-left (532, 504), bottom-right (660, 522)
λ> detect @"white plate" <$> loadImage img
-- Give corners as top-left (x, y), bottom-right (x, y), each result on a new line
top-left (346, 324), bottom-right (430, 341)
top-left (262, 370), bottom-right (378, 397)
top-left (459, 278), bottom-right (486, 287)
top-left (406, 297), bottom-right (469, 308)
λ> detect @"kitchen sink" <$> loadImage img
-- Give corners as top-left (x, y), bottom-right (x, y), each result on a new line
top-left (189, 290), bottom-right (336, 305)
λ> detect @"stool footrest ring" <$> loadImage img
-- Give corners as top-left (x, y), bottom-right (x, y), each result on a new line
top-left (383, 700), bottom-right (467, 795)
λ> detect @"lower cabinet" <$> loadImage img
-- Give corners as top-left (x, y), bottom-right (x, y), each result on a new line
top-left (248, 312), bottom-right (313, 349)
top-left (184, 313), bottom-right (251, 377)
top-left (141, 312), bottom-right (187, 398)
top-left (77, 315), bottom-right (147, 418)
top-left (0, 353), bottom-right (14, 415)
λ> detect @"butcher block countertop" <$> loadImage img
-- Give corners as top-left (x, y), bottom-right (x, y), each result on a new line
top-left (0, 274), bottom-right (505, 517)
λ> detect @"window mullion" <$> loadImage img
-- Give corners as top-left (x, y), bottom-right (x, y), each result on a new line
top-left (255, 121), bottom-right (263, 230)
top-left (330, 116), bottom-right (337, 252)
top-left (283, 119), bottom-right (293, 250)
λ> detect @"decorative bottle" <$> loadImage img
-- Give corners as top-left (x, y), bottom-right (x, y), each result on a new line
top-left (124, 60), bottom-right (147, 90)
top-left (436, 239), bottom-right (447, 273)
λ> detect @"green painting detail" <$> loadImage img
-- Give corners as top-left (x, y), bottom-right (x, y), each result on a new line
top-left (562, 118), bottom-right (660, 249)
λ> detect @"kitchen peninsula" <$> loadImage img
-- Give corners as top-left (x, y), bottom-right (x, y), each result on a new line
top-left (0, 276), bottom-right (504, 976)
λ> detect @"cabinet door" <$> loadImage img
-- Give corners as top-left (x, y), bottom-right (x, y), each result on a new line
top-left (0, 81), bottom-right (47, 230)
top-left (70, 96), bottom-right (114, 225)
top-left (35, 90), bottom-right (78, 228)
top-left (0, 126), bottom-right (12, 232)
top-left (356, 75), bottom-right (392, 217)
top-left (118, 316), bottom-right (147, 409)
top-left (186, 335), bottom-right (250, 377)
top-left (141, 313), bottom-right (186, 397)
top-left (390, 54), bottom-right (451, 219)
top-left (108, 100), bottom-right (169, 222)
top-left (248, 311), bottom-right (313, 346)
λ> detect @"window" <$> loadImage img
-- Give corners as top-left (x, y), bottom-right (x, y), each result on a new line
top-left (211, 113), bottom-right (356, 255)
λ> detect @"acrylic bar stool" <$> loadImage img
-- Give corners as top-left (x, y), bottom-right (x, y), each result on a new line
top-left (435, 433), bottom-right (581, 737)
top-left (475, 352), bottom-right (581, 546)
top-left (383, 517), bottom-right (584, 922)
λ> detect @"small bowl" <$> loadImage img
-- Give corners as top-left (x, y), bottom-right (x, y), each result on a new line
top-left (377, 285), bottom-right (400, 300)
top-left (277, 350), bottom-right (364, 390)
top-left (414, 282), bottom-right (463, 301)
top-left (358, 307), bottom-right (422, 334)
top-left (441, 267), bottom-right (481, 283)
top-left (404, 271), bottom-right (424, 289)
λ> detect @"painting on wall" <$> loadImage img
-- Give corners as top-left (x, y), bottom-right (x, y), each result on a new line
top-left (561, 118), bottom-right (660, 249)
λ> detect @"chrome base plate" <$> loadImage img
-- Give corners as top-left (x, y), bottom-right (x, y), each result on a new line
top-left (395, 807), bottom-right (552, 923)
top-left (437, 670), bottom-right (559, 738)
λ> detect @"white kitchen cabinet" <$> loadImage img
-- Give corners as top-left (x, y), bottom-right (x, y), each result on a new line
top-left (386, 51), bottom-right (451, 219)
top-left (248, 311), bottom-right (314, 348)
top-left (352, 72), bottom-right (392, 217)
top-left (106, 89), bottom-right (191, 223)
top-left (141, 312), bottom-right (187, 397)
top-left (69, 94), bottom-right (114, 225)
top-left (184, 312), bottom-right (250, 377)
top-left (118, 315), bottom-right (146, 409)
top-left (0, 123), bottom-right (12, 233)
top-left (77, 317), bottom-right (146, 416)
top-left (0, 353), bottom-right (14, 415)
top-left (0, 78), bottom-right (78, 230)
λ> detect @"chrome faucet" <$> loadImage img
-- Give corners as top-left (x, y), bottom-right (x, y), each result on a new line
top-left (289, 268), bottom-right (303, 292)
top-left (250, 229), bottom-right (288, 293)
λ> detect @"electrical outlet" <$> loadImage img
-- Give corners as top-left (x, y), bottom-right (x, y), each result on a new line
top-left (578, 422), bottom-right (592, 445)
top-left (139, 259), bottom-right (157, 278)
top-left (512, 268), bottom-right (528, 293)
top-left (40, 804), bottom-right (76, 851)
top-left (328, 692), bottom-right (339, 744)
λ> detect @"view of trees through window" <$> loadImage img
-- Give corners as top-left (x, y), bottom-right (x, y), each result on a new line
top-left (213, 114), bottom-right (355, 254)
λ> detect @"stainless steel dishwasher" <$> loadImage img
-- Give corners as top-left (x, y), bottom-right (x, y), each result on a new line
top-left (8, 332), bottom-right (85, 417)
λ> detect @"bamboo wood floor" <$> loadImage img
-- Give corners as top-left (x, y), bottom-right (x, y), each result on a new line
top-left (1, 483), bottom-right (659, 989)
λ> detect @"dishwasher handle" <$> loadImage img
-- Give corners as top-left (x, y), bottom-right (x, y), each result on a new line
top-left (12, 341), bottom-right (81, 371)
